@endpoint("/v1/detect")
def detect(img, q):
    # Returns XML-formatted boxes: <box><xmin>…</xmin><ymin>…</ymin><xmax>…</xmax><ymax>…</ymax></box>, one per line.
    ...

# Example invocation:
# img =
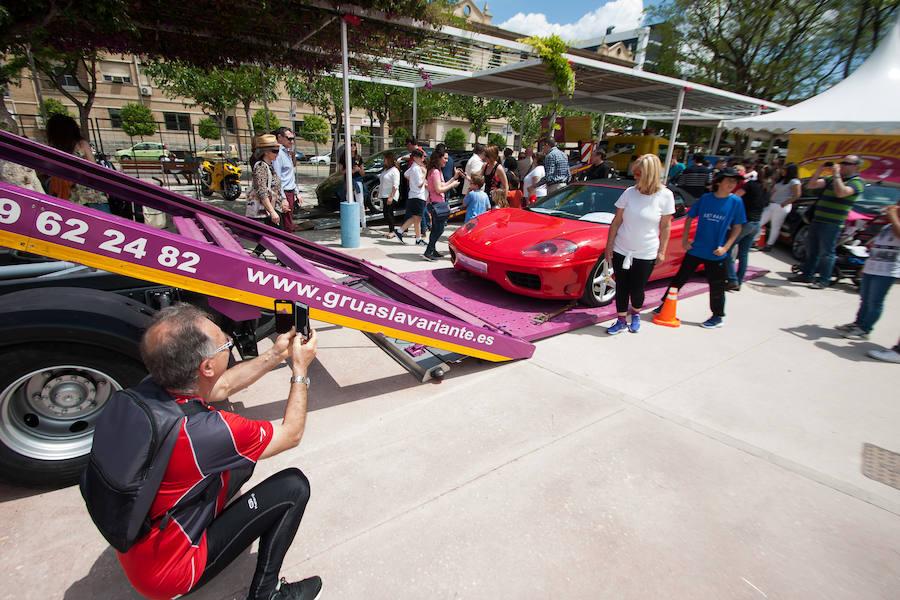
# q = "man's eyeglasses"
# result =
<box><xmin>211</xmin><ymin>338</ymin><xmax>233</xmax><ymax>356</ymax></box>
<box><xmin>285</xmin><ymin>136</ymin><xmax>295</xmax><ymax>141</ymax></box>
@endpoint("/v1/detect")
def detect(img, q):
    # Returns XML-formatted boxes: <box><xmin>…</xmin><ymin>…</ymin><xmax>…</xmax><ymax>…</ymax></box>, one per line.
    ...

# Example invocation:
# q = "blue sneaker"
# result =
<box><xmin>606</xmin><ymin>318</ymin><xmax>627</xmax><ymax>335</ymax></box>
<box><xmin>629</xmin><ymin>314</ymin><xmax>641</xmax><ymax>333</ymax></box>
<box><xmin>700</xmin><ymin>315</ymin><xmax>723</xmax><ymax>328</ymax></box>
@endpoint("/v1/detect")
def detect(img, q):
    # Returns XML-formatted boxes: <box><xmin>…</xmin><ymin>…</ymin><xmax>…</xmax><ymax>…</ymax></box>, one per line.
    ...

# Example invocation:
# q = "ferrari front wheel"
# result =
<box><xmin>581</xmin><ymin>257</ymin><xmax>616</xmax><ymax>307</ymax></box>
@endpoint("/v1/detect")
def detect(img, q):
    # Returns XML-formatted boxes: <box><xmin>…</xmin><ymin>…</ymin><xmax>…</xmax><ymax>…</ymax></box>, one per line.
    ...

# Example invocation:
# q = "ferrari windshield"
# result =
<box><xmin>528</xmin><ymin>184</ymin><xmax>624</xmax><ymax>223</ymax></box>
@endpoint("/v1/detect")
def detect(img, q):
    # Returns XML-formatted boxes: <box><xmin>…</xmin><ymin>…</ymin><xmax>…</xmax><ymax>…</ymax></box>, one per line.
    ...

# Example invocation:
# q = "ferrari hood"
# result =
<box><xmin>456</xmin><ymin>208</ymin><xmax>605</xmax><ymax>252</ymax></box>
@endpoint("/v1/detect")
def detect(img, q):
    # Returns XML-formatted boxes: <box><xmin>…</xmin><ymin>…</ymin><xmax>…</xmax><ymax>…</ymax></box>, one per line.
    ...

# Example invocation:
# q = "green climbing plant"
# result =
<box><xmin>517</xmin><ymin>34</ymin><xmax>575</xmax><ymax>138</ymax></box>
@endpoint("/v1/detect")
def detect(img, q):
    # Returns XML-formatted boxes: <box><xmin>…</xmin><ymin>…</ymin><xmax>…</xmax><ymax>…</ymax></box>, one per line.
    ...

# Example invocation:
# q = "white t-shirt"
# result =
<box><xmin>462</xmin><ymin>153</ymin><xmax>484</xmax><ymax>196</ymax></box>
<box><xmin>863</xmin><ymin>224</ymin><xmax>900</xmax><ymax>278</ymax></box>
<box><xmin>523</xmin><ymin>165</ymin><xmax>547</xmax><ymax>198</ymax></box>
<box><xmin>769</xmin><ymin>178</ymin><xmax>801</xmax><ymax>204</ymax></box>
<box><xmin>378</xmin><ymin>166</ymin><xmax>400</xmax><ymax>199</ymax></box>
<box><xmin>406</xmin><ymin>162</ymin><xmax>427</xmax><ymax>200</ymax></box>
<box><xmin>612</xmin><ymin>186</ymin><xmax>676</xmax><ymax>260</ymax></box>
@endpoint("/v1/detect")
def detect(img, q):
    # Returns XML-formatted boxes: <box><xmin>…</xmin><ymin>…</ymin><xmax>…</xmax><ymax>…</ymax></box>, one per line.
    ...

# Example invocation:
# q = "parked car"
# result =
<box><xmin>448</xmin><ymin>180</ymin><xmax>697</xmax><ymax>306</ymax></box>
<box><xmin>315</xmin><ymin>147</ymin><xmax>436</xmax><ymax>212</ymax></box>
<box><xmin>115</xmin><ymin>141</ymin><xmax>168</xmax><ymax>161</ymax></box>
<box><xmin>294</xmin><ymin>150</ymin><xmax>306</xmax><ymax>162</ymax></box>
<box><xmin>195</xmin><ymin>143</ymin><xmax>238</xmax><ymax>160</ymax></box>
<box><xmin>308</xmin><ymin>154</ymin><xmax>331</xmax><ymax>164</ymax></box>
<box><xmin>776</xmin><ymin>180</ymin><xmax>900</xmax><ymax>259</ymax></box>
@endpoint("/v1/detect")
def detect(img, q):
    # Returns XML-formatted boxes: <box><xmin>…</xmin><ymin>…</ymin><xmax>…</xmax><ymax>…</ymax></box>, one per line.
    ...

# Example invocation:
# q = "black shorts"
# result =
<box><xmin>407</xmin><ymin>197</ymin><xmax>426</xmax><ymax>217</ymax></box>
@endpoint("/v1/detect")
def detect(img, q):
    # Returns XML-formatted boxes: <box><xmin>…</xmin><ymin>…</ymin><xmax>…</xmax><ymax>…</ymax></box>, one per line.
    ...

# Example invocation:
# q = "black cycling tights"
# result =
<box><xmin>190</xmin><ymin>468</ymin><xmax>311</xmax><ymax>600</ymax></box>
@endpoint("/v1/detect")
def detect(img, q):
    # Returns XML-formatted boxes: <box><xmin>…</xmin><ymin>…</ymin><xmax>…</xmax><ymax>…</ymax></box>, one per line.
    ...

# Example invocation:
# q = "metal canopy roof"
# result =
<box><xmin>412</xmin><ymin>27</ymin><xmax>788</xmax><ymax>126</ymax></box>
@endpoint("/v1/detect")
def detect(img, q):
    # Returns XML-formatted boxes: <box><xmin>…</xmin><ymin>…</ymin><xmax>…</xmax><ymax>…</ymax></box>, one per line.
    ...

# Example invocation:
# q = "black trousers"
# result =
<box><xmin>189</xmin><ymin>468</ymin><xmax>311</xmax><ymax>600</ymax></box>
<box><xmin>667</xmin><ymin>253</ymin><xmax>728</xmax><ymax>317</ymax></box>
<box><xmin>382</xmin><ymin>198</ymin><xmax>395</xmax><ymax>231</ymax></box>
<box><xmin>611</xmin><ymin>252</ymin><xmax>656</xmax><ymax>314</ymax></box>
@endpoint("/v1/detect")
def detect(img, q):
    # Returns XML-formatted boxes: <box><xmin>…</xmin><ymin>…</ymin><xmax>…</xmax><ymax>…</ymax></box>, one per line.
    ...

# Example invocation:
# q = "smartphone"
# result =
<box><xmin>295</xmin><ymin>302</ymin><xmax>311</xmax><ymax>339</ymax></box>
<box><xmin>274</xmin><ymin>299</ymin><xmax>294</xmax><ymax>334</ymax></box>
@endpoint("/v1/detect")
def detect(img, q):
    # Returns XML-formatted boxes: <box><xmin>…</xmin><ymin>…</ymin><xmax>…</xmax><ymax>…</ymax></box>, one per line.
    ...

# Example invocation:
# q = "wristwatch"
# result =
<box><xmin>290</xmin><ymin>375</ymin><xmax>310</xmax><ymax>387</ymax></box>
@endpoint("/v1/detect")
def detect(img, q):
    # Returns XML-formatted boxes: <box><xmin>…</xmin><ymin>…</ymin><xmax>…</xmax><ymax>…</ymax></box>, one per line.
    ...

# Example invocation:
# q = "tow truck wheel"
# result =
<box><xmin>0</xmin><ymin>343</ymin><xmax>146</xmax><ymax>487</ymax></box>
<box><xmin>581</xmin><ymin>257</ymin><xmax>616</xmax><ymax>307</ymax></box>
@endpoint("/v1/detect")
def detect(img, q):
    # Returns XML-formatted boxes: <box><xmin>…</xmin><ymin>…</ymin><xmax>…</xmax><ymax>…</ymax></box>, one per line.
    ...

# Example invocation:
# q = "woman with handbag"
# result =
<box><xmin>423</xmin><ymin>148</ymin><xmax>462</xmax><ymax>261</ymax></box>
<box><xmin>247</xmin><ymin>135</ymin><xmax>283</xmax><ymax>254</ymax></box>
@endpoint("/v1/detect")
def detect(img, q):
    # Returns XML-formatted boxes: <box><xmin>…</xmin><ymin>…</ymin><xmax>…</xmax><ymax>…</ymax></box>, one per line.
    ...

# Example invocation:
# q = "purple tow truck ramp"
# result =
<box><xmin>0</xmin><ymin>130</ymin><xmax>534</xmax><ymax>381</ymax></box>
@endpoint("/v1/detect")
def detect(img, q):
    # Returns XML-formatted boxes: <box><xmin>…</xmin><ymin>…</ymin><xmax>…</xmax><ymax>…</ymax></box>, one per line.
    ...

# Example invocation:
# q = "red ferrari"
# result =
<box><xmin>448</xmin><ymin>181</ymin><xmax>698</xmax><ymax>306</ymax></box>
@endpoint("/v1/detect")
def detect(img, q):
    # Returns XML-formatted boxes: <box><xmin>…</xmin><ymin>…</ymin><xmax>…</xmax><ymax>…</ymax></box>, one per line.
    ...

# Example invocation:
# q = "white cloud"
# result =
<box><xmin>498</xmin><ymin>0</ymin><xmax>645</xmax><ymax>44</ymax></box>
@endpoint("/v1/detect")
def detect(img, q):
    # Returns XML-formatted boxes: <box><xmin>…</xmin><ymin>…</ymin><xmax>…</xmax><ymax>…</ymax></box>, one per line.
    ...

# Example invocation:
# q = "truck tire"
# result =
<box><xmin>0</xmin><ymin>288</ymin><xmax>153</xmax><ymax>487</ymax></box>
<box><xmin>0</xmin><ymin>344</ymin><xmax>146</xmax><ymax>487</ymax></box>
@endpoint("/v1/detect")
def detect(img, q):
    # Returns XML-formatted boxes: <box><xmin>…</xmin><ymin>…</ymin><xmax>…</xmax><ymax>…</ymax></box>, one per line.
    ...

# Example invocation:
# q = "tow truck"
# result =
<box><xmin>0</xmin><ymin>130</ymin><xmax>535</xmax><ymax>487</ymax></box>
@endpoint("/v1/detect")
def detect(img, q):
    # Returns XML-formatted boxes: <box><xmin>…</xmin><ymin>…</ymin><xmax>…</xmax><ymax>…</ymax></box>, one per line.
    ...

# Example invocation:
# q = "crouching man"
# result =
<box><xmin>118</xmin><ymin>304</ymin><xmax>321</xmax><ymax>600</ymax></box>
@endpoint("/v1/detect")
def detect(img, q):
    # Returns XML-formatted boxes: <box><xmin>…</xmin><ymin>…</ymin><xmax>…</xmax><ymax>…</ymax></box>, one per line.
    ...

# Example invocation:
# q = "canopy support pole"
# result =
<box><xmin>710</xmin><ymin>122</ymin><xmax>723</xmax><ymax>155</ymax></box>
<box><xmin>412</xmin><ymin>87</ymin><xmax>418</xmax><ymax>141</ymax></box>
<box><xmin>598</xmin><ymin>113</ymin><xmax>606</xmax><ymax>139</ymax></box>
<box><xmin>340</xmin><ymin>17</ymin><xmax>358</xmax><ymax>246</ymax></box>
<box><xmin>662</xmin><ymin>87</ymin><xmax>686</xmax><ymax>184</ymax></box>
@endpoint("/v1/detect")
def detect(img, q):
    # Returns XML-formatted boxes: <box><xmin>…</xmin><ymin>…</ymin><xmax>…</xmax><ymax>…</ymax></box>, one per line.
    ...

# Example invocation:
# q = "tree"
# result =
<box><xmin>298</xmin><ymin>115</ymin><xmax>329</xmax><ymax>155</ymax></box>
<box><xmin>447</xmin><ymin>95</ymin><xmax>511</xmax><ymax>144</ymax></box>
<box><xmin>42</xmin><ymin>97</ymin><xmax>70</xmax><ymax>118</ymax></box>
<box><xmin>646</xmin><ymin>0</ymin><xmax>900</xmax><ymax>102</ymax></box>
<box><xmin>120</xmin><ymin>103</ymin><xmax>156</xmax><ymax>138</ymax></box>
<box><xmin>507</xmin><ymin>103</ymin><xmax>541</xmax><ymax>148</ymax></box>
<box><xmin>444</xmin><ymin>127</ymin><xmax>466</xmax><ymax>150</ymax></box>
<box><xmin>488</xmin><ymin>132</ymin><xmax>506</xmax><ymax>148</ymax></box>
<box><xmin>198</xmin><ymin>117</ymin><xmax>219</xmax><ymax>141</ymax></box>
<box><xmin>232</xmin><ymin>66</ymin><xmax>279</xmax><ymax>137</ymax></box>
<box><xmin>252</xmin><ymin>108</ymin><xmax>280</xmax><ymax>134</ymax></box>
<box><xmin>143</xmin><ymin>60</ymin><xmax>240</xmax><ymax>148</ymax></box>
<box><xmin>31</xmin><ymin>48</ymin><xmax>100</xmax><ymax>135</ymax></box>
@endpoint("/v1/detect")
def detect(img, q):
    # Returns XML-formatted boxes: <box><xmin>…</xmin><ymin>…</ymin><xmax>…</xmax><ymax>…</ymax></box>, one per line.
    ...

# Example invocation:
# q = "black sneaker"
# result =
<box><xmin>760</xmin><ymin>245</ymin><xmax>773</xmax><ymax>253</ymax></box>
<box><xmin>788</xmin><ymin>273</ymin><xmax>812</xmax><ymax>283</ymax></box>
<box><xmin>269</xmin><ymin>576</ymin><xmax>322</xmax><ymax>600</ymax></box>
<box><xmin>415</xmin><ymin>238</ymin><xmax>427</xmax><ymax>246</ymax></box>
<box><xmin>431</xmin><ymin>250</ymin><xmax>445</xmax><ymax>258</ymax></box>
<box><xmin>394</xmin><ymin>229</ymin><xmax>406</xmax><ymax>244</ymax></box>
<box><xmin>725</xmin><ymin>281</ymin><xmax>740</xmax><ymax>291</ymax></box>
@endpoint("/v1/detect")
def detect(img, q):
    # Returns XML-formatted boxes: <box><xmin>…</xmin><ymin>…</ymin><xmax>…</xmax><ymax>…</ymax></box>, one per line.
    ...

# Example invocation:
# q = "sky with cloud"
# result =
<box><xmin>488</xmin><ymin>0</ymin><xmax>647</xmax><ymax>43</ymax></box>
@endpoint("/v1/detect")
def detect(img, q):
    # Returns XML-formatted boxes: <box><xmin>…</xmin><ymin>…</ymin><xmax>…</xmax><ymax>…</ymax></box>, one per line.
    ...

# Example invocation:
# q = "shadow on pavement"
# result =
<box><xmin>782</xmin><ymin>323</ymin><xmax>881</xmax><ymax>362</ymax></box>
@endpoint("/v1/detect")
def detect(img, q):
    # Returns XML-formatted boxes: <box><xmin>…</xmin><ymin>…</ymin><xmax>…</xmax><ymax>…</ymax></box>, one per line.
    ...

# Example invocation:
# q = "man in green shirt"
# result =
<box><xmin>791</xmin><ymin>155</ymin><xmax>864</xmax><ymax>288</ymax></box>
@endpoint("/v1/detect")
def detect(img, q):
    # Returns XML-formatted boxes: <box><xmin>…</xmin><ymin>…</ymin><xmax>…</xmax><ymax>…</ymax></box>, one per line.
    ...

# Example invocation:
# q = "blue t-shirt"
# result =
<box><xmin>686</xmin><ymin>193</ymin><xmax>747</xmax><ymax>261</ymax></box>
<box><xmin>463</xmin><ymin>190</ymin><xmax>490</xmax><ymax>222</ymax></box>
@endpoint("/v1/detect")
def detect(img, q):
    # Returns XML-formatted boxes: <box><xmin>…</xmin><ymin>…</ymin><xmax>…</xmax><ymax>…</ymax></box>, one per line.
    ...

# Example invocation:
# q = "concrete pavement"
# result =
<box><xmin>1</xmin><ymin>222</ymin><xmax>898</xmax><ymax>600</ymax></box>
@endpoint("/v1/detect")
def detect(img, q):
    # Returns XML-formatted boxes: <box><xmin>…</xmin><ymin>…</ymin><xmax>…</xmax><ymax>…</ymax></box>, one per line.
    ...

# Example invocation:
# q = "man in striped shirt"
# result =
<box><xmin>792</xmin><ymin>155</ymin><xmax>864</xmax><ymax>288</ymax></box>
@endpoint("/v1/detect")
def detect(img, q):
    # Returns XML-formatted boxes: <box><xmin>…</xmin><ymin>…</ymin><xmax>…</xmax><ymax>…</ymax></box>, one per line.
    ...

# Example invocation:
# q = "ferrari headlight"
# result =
<box><xmin>521</xmin><ymin>239</ymin><xmax>578</xmax><ymax>257</ymax></box>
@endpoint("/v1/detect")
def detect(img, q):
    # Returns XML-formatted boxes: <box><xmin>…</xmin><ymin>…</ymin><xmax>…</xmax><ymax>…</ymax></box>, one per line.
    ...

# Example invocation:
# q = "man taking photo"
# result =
<box><xmin>114</xmin><ymin>304</ymin><xmax>321</xmax><ymax>600</ymax></box>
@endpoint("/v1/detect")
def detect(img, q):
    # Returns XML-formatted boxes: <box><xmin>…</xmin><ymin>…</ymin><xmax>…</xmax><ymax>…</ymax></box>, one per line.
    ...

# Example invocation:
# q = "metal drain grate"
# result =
<box><xmin>861</xmin><ymin>443</ymin><xmax>900</xmax><ymax>490</ymax></box>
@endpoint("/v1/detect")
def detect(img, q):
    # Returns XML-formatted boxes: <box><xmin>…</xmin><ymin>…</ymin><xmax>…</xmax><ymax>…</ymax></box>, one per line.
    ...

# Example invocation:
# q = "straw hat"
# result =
<box><xmin>255</xmin><ymin>134</ymin><xmax>279</xmax><ymax>151</ymax></box>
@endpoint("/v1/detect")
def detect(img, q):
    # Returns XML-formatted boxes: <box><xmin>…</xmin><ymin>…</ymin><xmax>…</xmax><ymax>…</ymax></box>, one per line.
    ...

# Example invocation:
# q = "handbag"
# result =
<box><xmin>428</xmin><ymin>200</ymin><xmax>450</xmax><ymax>219</ymax></box>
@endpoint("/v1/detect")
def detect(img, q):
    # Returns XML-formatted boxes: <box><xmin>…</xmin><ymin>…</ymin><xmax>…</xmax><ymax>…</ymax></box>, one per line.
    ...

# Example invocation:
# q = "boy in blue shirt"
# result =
<box><xmin>661</xmin><ymin>167</ymin><xmax>746</xmax><ymax>328</ymax></box>
<box><xmin>462</xmin><ymin>174</ymin><xmax>490</xmax><ymax>222</ymax></box>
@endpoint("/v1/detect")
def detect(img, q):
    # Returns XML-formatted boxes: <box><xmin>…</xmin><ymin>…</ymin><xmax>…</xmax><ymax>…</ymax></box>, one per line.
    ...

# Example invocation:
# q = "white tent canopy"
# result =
<box><xmin>725</xmin><ymin>18</ymin><xmax>900</xmax><ymax>135</ymax></box>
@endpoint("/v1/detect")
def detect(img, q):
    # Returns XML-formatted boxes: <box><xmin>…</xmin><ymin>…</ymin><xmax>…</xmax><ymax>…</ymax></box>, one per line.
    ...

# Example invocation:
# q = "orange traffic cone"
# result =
<box><xmin>653</xmin><ymin>287</ymin><xmax>681</xmax><ymax>328</ymax></box>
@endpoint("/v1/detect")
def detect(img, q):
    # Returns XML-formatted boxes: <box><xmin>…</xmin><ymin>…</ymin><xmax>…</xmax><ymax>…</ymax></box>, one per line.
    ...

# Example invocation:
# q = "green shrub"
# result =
<box><xmin>198</xmin><ymin>117</ymin><xmax>220</xmax><ymax>140</ymax></box>
<box><xmin>252</xmin><ymin>108</ymin><xmax>279</xmax><ymax>134</ymax></box>
<box><xmin>392</xmin><ymin>127</ymin><xmax>408</xmax><ymax>148</ymax></box>
<box><xmin>120</xmin><ymin>103</ymin><xmax>157</xmax><ymax>137</ymax></box>
<box><xmin>488</xmin><ymin>132</ymin><xmax>506</xmax><ymax>148</ymax></box>
<box><xmin>444</xmin><ymin>127</ymin><xmax>466</xmax><ymax>150</ymax></box>
<box><xmin>298</xmin><ymin>115</ymin><xmax>329</xmax><ymax>144</ymax></box>
<box><xmin>42</xmin><ymin>98</ymin><xmax>70</xmax><ymax>118</ymax></box>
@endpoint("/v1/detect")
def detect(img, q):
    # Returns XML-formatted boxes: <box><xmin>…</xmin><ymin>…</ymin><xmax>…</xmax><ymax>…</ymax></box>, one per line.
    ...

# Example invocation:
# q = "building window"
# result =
<box><xmin>225</xmin><ymin>115</ymin><xmax>236</xmax><ymax>134</ymax></box>
<box><xmin>103</xmin><ymin>74</ymin><xmax>132</xmax><ymax>84</ymax></box>
<box><xmin>163</xmin><ymin>112</ymin><xmax>191</xmax><ymax>131</ymax></box>
<box><xmin>293</xmin><ymin>121</ymin><xmax>303</xmax><ymax>136</ymax></box>
<box><xmin>60</xmin><ymin>74</ymin><xmax>80</xmax><ymax>89</ymax></box>
<box><xmin>108</xmin><ymin>108</ymin><xmax>122</xmax><ymax>128</ymax></box>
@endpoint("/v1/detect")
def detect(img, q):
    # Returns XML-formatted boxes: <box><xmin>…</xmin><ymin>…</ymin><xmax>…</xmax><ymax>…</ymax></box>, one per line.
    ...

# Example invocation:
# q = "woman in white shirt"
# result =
<box><xmin>378</xmin><ymin>152</ymin><xmax>401</xmax><ymax>239</ymax></box>
<box><xmin>522</xmin><ymin>152</ymin><xmax>547</xmax><ymax>205</ymax></box>
<box><xmin>603</xmin><ymin>154</ymin><xmax>675</xmax><ymax>334</ymax></box>
<box><xmin>759</xmin><ymin>163</ymin><xmax>801</xmax><ymax>251</ymax></box>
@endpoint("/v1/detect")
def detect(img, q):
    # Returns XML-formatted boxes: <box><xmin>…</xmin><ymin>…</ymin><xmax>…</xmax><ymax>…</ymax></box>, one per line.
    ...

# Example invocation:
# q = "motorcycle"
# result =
<box><xmin>791</xmin><ymin>221</ymin><xmax>869</xmax><ymax>286</ymax></box>
<box><xmin>200</xmin><ymin>158</ymin><xmax>242</xmax><ymax>201</ymax></box>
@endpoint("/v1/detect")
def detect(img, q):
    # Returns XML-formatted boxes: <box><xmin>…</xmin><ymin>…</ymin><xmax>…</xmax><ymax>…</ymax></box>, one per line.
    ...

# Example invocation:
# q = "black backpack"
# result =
<box><xmin>79</xmin><ymin>378</ymin><xmax>207</xmax><ymax>553</ymax></box>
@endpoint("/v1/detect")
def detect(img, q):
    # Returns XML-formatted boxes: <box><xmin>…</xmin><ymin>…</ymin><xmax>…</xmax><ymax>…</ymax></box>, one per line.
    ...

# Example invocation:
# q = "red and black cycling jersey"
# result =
<box><xmin>117</xmin><ymin>396</ymin><xmax>273</xmax><ymax>600</ymax></box>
